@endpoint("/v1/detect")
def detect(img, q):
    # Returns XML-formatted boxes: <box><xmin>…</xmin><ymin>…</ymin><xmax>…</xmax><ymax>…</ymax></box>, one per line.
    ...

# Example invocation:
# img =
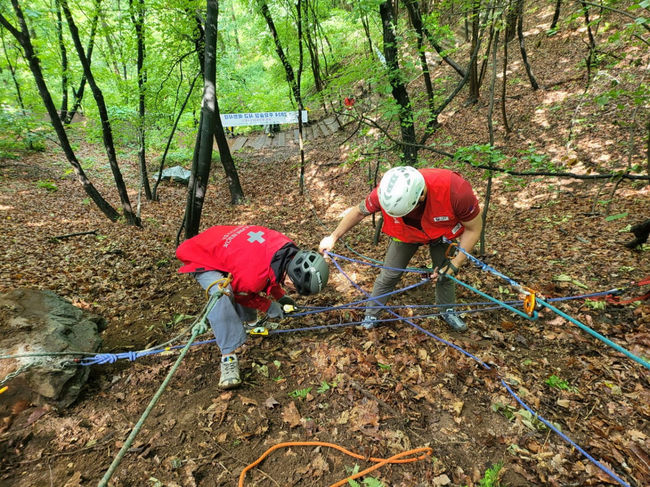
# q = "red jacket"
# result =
<box><xmin>380</xmin><ymin>169</ymin><xmax>466</xmax><ymax>243</ymax></box>
<box><xmin>176</xmin><ymin>225</ymin><xmax>291</xmax><ymax>311</ymax></box>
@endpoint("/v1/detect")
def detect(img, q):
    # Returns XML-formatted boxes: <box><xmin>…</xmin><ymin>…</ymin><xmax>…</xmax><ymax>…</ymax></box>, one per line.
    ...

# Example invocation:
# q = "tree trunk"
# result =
<box><xmin>153</xmin><ymin>72</ymin><xmax>200</xmax><ymax>201</ymax></box>
<box><xmin>65</xmin><ymin>0</ymin><xmax>99</xmax><ymax>124</ymax></box>
<box><xmin>516</xmin><ymin>0</ymin><xmax>538</xmax><ymax>90</ymax></box>
<box><xmin>260</xmin><ymin>2</ymin><xmax>300</xmax><ymax>105</ymax></box>
<box><xmin>410</xmin><ymin>0</ymin><xmax>466</xmax><ymax>78</ymax></box>
<box><xmin>0</xmin><ymin>2</ymin><xmax>120</xmax><ymax>222</ymax></box>
<box><xmin>213</xmin><ymin>97</ymin><xmax>245</xmax><ymax>204</ymax></box>
<box><xmin>129</xmin><ymin>0</ymin><xmax>152</xmax><ymax>201</ymax></box>
<box><xmin>467</xmin><ymin>0</ymin><xmax>481</xmax><ymax>104</ymax></box>
<box><xmin>404</xmin><ymin>0</ymin><xmax>437</xmax><ymax>131</ymax></box>
<box><xmin>361</xmin><ymin>14</ymin><xmax>373</xmax><ymax>58</ymax></box>
<box><xmin>61</xmin><ymin>0</ymin><xmax>141</xmax><ymax>226</ymax></box>
<box><xmin>550</xmin><ymin>0</ymin><xmax>562</xmax><ymax>30</ymax></box>
<box><xmin>1</xmin><ymin>30</ymin><xmax>26</xmax><ymax>112</ymax></box>
<box><xmin>54</xmin><ymin>0</ymin><xmax>69</xmax><ymax>121</ymax></box>
<box><xmin>379</xmin><ymin>0</ymin><xmax>418</xmax><ymax>165</ymax></box>
<box><xmin>184</xmin><ymin>0</ymin><xmax>219</xmax><ymax>239</ymax></box>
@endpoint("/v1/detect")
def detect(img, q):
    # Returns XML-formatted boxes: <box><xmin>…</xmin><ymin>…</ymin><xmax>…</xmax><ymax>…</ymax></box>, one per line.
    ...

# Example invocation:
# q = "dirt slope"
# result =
<box><xmin>1</xmin><ymin>4</ymin><xmax>649</xmax><ymax>487</ymax></box>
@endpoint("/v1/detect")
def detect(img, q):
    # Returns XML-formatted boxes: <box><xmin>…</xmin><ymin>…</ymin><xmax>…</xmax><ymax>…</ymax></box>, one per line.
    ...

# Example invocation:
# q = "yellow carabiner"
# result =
<box><xmin>205</xmin><ymin>274</ymin><xmax>233</xmax><ymax>299</ymax></box>
<box><xmin>249</xmin><ymin>327</ymin><xmax>269</xmax><ymax>336</ymax></box>
<box><xmin>524</xmin><ymin>292</ymin><xmax>536</xmax><ymax>316</ymax></box>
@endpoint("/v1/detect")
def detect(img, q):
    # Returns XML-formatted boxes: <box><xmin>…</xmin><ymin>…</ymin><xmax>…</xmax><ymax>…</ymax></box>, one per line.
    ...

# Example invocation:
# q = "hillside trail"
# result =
<box><xmin>1</xmin><ymin>5</ymin><xmax>649</xmax><ymax>487</ymax></box>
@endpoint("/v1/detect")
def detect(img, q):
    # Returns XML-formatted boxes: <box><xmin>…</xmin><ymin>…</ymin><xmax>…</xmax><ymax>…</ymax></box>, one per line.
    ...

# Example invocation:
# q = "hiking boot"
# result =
<box><xmin>360</xmin><ymin>315</ymin><xmax>379</xmax><ymax>330</ymax></box>
<box><xmin>441</xmin><ymin>309</ymin><xmax>467</xmax><ymax>332</ymax></box>
<box><xmin>219</xmin><ymin>354</ymin><xmax>241</xmax><ymax>389</ymax></box>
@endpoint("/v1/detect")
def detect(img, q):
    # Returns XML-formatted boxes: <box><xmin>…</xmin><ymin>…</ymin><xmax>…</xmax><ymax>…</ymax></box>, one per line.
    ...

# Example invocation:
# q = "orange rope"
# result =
<box><xmin>238</xmin><ymin>441</ymin><xmax>433</xmax><ymax>487</ymax></box>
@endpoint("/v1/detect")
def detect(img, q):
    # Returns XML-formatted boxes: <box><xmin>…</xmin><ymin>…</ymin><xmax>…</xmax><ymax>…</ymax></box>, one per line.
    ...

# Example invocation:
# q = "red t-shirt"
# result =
<box><xmin>361</xmin><ymin>171</ymin><xmax>479</xmax><ymax>228</ymax></box>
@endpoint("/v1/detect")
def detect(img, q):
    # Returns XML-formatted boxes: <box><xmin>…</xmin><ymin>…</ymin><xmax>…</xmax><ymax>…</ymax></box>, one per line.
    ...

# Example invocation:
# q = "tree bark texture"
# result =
<box><xmin>517</xmin><ymin>0</ymin><xmax>538</xmax><ymax>90</ymax></box>
<box><xmin>0</xmin><ymin>0</ymin><xmax>120</xmax><ymax>222</ymax></box>
<box><xmin>61</xmin><ymin>0</ymin><xmax>141</xmax><ymax>225</ymax></box>
<box><xmin>379</xmin><ymin>0</ymin><xmax>418</xmax><ymax>165</ymax></box>
<box><xmin>129</xmin><ymin>0</ymin><xmax>152</xmax><ymax>201</ymax></box>
<box><xmin>185</xmin><ymin>0</ymin><xmax>219</xmax><ymax>239</ymax></box>
<box><xmin>260</xmin><ymin>2</ymin><xmax>300</xmax><ymax>105</ymax></box>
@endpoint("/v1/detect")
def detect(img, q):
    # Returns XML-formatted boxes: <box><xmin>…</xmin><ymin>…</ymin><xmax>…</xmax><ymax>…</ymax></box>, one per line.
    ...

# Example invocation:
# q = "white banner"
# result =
<box><xmin>221</xmin><ymin>110</ymin><xmax>308</xmax><ymax>127</ymax></box>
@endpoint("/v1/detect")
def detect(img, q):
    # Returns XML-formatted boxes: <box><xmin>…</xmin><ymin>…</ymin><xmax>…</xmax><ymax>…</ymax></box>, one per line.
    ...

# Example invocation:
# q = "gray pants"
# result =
<box><xmin>365</xmin><ymin>239</ymin><xmax>455</xmax><ymax>317</ymax></box>
<box><xmin>194</xmin><ymin>271</ymin><xmax>257</xmax><ymax>355</ymax></box>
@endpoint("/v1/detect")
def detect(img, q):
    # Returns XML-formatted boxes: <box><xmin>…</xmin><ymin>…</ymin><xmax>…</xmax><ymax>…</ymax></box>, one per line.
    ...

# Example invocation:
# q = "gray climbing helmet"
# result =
<box><xmin>286</xmin><ymin>250</ymin><xmax>329</xmax><ymax>295</ymax></box>
<box><xmin>378</xmin><ymin>166</ymin><xmax>425</xmax><ymax>217</ymax></box>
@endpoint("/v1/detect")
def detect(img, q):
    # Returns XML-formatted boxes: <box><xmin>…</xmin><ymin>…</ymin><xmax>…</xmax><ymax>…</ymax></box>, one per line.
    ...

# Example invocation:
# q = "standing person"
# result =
<box><xmin>177</xmin><ymin>225</ymin><xmax>329</xmax><ymax>389</ymax></box>
<box><xmin>319</xmin><ymin>166</ymin><xmax>482</xmax><ymax>332</ymax></box>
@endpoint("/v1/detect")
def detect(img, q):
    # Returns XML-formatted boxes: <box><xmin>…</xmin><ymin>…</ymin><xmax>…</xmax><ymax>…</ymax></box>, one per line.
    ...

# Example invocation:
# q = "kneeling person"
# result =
<box><xmin>176</xmin><ymin>225</ymin><xmax>329</xmax><ymax>389</ymax></box>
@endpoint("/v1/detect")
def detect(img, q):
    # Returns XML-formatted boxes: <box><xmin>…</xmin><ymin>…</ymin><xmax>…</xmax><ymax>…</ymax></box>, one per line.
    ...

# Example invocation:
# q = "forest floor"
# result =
<box><xmin>1</xmin><ymin>6</ymin><xmax>650</xmax><ymax>487</ymax></box>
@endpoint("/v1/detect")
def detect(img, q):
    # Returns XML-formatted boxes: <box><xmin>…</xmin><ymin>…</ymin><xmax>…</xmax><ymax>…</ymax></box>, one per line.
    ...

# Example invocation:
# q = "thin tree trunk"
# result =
<box><xmin>501</xmin><ymin>26</ymin><xmax>510</xmax><ymax>133</ymax></box>
<box><xmin>297</xmin><ymin>0</ymin><xmax>306</xmax><ymax>194</ymax></box>
<box><xmin>153</xmin><ymin>72</ymin><xmax>200</xmax><ymax>201</ymax></box>
<box><xmin>129</xmin><ymin>0</ymin><xmax>152</xmax><ymax>201</ymax></box>
<box><xmin>184</xmin><ymin>0</ymin><xmax>219</xmax><ymax>239</ymax></box>
<box><xmin>260</xmin><ymin>2</ymin><xmax>300</xmax><ymax>104</ymax></box>
<box><xmin>482</xmin><ymin>29</ymin><xmax>498</xmax><ymax>255</ymax></box>
<box><xmin>0</xmin><ymin>29</ymin><xmax>26</xmax><ymax>112</ymax></box>
<box><xmin>404</xmin><ymin>0</ymin><xmax>437</xmax><ymax>132</ymax></box>
<box><xmin>65</xmin><ymin>0</ymin><xmax>99</xmax><ymax>124</ymax></box>
<box><xmin>361</xmin><ymin>14</ymin><xmax>374</xmax><ymax>58</ymax></box>
<box><xmin>61</xmin><ymin>0</ymin><xmax>140</xmax><ymax>226</ymax></box>
<box><xmin>0</xmin><ymin>2</ymin><xmax>119</xmax><ymax>222</ymax></box>
<box><xmin>54</xmin><ymin>0</ymin><xmax>69</xmax><ymax>121</ymax></box>
<box><xmin>412</xmin><ymin>0</ymin><xmax>466</xmax><ymax>78</ymax></box>
<box><xmin>550</xmin><ymin>0</ymin><xmax>562</xmax><ymax>30</ymax></box>
<box><xmin>214</xmin><ymin>97</ymin><xmax>245</xmax><ymax>204</ymax></box>
<box><xmin>467</xmin><ymin>0</ymin><xmax>481</xmax><ymax>104</ymax></box>
<box><xmin>380</xmin><ymin>0</ymin><xmax>417</xmax><ymax>165</ymax></box>
<box><xmin>516</xmin><ymin>0</ymin><xmax>538</xmax><ymax>90</ymax></box>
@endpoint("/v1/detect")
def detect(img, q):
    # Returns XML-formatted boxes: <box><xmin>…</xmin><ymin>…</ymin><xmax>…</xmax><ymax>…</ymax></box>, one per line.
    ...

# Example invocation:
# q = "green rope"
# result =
<box><xmin>97</xmin><ymin>291</ymin><xmax>220</xmax><ymax>487</ymax></box>
<box><xmin>97</xmin><ymin>326</ymin><xmax>200</xmax><ymax>487</ymax></box>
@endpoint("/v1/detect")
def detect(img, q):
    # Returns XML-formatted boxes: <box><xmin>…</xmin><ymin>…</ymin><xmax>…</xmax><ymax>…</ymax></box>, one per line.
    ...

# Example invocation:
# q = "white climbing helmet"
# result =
<box><xmin>378</xmin><ymin>166</ymin><xmax>425</xmax><ymax>217</ymax></box>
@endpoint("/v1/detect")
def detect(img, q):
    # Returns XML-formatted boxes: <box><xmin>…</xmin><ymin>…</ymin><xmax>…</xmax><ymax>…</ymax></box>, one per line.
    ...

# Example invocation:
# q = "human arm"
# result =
<box><xmin>319</xmin><ymin>205</ymin><xmax>368</xmax><ymax>253</ymax></box>
<box><xmin>447</xmin><ymin>213</ymin><xmax>483</xmax><ymax>272</ymax></box>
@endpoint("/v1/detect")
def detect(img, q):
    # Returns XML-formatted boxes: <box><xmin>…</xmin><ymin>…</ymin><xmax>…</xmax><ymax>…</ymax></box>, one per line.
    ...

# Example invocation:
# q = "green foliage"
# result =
<box><xmin>545</xmin><ymin>374</ymin><xmax>577</xmax><ymax>392</ymax></box>
<box><xmin>288</xmin><ymin>387</ymin><xmax>312</xmax><ymax>400</ymax></box>
<box><xmin>520</xmin><ymin>146</ymin><xmax>556</xmax><ymax>172</ymax></box>
<box><xmin>454</xmin><ymin>144</ymin><xmax>506</xmax><ymax>167</ymax></box>
<box><xmin>0</xmin><ymin>108</ymin><xmax>48</xmax><ymax>156</ymax></box>
<box><xmin>478</xmin><ymin>462</ymin><xmax>504</xmax><ymax>487</ymax></box>
<box><xmin>36</xmin><ymin>180</ymin><xmax>58</xmax><ymax>192</ymax></box>
<box><xmin>347</xmin><ymin>464</ymin><xmax>385</xmax><ymax>487</ymax></box>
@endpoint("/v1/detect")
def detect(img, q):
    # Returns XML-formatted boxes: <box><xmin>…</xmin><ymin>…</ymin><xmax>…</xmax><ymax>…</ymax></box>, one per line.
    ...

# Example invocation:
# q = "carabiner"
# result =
<box><xmin>248</xmin><ymin>327</ymin><xmax>269</xmax><ymax>336</ymax></box>
<box><xmin>445</xmin><ymin>243</ymin><xmax>458</xmax><ymax>259</ymax></box>
<box><xmin>523</xmin><ymin>292</ymin><xmax>536</xmax><ymax>316</ymax></box>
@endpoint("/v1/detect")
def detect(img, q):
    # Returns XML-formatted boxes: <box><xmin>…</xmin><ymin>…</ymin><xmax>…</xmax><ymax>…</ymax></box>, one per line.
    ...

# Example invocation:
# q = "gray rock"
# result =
<box><xmin>0</xmin><ymin>289</ymin><xmax>106</xmax><ymax>408</ymax></box>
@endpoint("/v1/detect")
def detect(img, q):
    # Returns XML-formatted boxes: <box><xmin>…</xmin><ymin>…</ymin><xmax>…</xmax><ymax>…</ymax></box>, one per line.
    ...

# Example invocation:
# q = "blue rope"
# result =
<box><xmin>442</xmin><ymin>240</ymin><xmax>649</xmax><ymax>370</ymax></box>
<box><xmin>538</xmin><ymin>299</ymin><xmax>649</xmax><ymax>370</ymax></box>
<box><xmin>325</xmin><ymin>252</ymin><xmax>631</xmax><ymax>487</ymax></box>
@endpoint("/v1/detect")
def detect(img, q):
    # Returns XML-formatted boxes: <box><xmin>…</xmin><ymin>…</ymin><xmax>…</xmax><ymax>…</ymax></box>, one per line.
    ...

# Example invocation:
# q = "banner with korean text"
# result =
<box><xmin>221</xmin><ymin>110</ymin><xmax>308</xmax><ymax>127</ymax></box>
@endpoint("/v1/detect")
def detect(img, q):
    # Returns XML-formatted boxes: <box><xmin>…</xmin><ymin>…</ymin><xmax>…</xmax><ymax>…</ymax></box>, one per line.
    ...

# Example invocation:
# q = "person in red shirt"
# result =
<box><xmin>177</xmin><ymin>225</ymin><xmax>329</xmax><ymax>388</ymax></box>
<box><xmin>344</xmin><ymin>97</ymin><xmax>355</xmax><ymax>110</ymax></box>
<box><xmin>319</xmin><ymin>166</ymin><xmax>482</xmax><ymax>332</ymax></box>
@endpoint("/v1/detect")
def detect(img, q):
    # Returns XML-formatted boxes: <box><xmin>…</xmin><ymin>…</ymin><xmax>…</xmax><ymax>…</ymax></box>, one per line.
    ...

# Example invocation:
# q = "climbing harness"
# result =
<box><xmin>239</xmin><ymin>441</ymin><xmax>432</xmax><ymax>487</ymax></box>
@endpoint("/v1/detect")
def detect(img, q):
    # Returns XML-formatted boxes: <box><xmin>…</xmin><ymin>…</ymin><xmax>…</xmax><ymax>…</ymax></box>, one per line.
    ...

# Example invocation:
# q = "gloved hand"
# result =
<box><xmin>436</xmin><ymin>262</ymin><xmax>458</xmax><ymax>282</ymax></box>
<box><xmin>440</xmin><ymin>261</ymin><xmax>458</xmax><ymax>276</ymax></box>
<box><xmin>267</xmin><ymin>301</ymin><xmax>284</xmax><ymax>319</ymax></box>
<box><xmin>278</xmin><ymin>295</ymin><xmax>296</xmax><ymax>313</ymax></box>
